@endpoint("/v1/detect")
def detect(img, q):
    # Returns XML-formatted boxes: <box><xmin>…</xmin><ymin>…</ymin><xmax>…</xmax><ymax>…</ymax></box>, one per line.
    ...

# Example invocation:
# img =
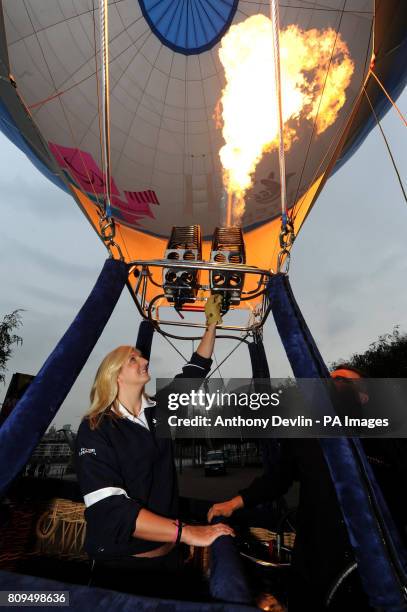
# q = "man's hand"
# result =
<box><xmin>181</xmin><ymin>523</ymin><xmax>235</xmax><ymax>546</ymax></box>
<box><xmin>207</xmin><ymin>495</ymin><xmax>244</xmax><ymax>523</ymax></box>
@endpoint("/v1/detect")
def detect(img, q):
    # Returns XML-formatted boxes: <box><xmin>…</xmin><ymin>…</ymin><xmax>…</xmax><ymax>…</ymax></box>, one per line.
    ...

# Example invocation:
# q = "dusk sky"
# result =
<box><xmin>0</xmin><ymin>90</ymin><xmax>406</xmax><ymax>430</ymax></box>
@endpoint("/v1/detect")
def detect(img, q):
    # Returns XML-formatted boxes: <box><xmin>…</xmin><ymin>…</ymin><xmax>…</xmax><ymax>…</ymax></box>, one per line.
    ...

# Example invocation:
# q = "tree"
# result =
<box><xmin>0</xmin><ymin>310</ymin><xmax>24</xmax><ymax>385</ymax></box>
<box><xmin>333</xmin><ymin>326</ymin><xmax>407</xmax><ymax>377</ymax></box>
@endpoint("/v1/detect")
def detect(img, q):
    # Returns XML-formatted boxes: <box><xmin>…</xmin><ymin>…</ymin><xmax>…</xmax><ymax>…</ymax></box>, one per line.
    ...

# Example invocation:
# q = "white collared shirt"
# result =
<box><xmin>116</xmin><ymin>396</ymin><xmax>156</xmax><ymax>430</ymax></box>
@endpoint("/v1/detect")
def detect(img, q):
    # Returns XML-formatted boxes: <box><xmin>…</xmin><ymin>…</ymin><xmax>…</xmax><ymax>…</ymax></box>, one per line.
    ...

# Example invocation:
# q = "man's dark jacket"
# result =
<box><xmin>239</xmin><ymin>437</ymin><xmax>407</xmax><ymax>609</ymax></box>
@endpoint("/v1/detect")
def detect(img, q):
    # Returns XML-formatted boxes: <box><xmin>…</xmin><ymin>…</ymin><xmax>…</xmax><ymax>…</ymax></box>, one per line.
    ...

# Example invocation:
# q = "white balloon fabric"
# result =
<box><xmin>2</xmin><ymin>0</ymin><xmax>374</xmax><ymax>240</ymax></box>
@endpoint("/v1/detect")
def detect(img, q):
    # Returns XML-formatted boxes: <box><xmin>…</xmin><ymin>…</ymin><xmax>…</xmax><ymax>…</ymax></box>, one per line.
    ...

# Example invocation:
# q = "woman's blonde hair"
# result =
<box><xmin>85</xmin><ymin>345</ymin><xmax>139</xmax><ymax>429</ymax></box>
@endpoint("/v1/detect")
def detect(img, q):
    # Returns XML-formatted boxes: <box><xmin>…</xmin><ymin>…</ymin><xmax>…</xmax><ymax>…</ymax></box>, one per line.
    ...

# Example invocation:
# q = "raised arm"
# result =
<box><xmin>195</xmin><ymin>293</ymin><xmax>222</xmax><ymax>359</ymax></box>
<box><xmin>157</xmin><ymin>295</ymin><xmax>222</xmax><ymax>390</ymax></box>
<box><xmin>195</xmin><ymin>322</ymin><xmax>216</xmax><ymax>359</ymax></box>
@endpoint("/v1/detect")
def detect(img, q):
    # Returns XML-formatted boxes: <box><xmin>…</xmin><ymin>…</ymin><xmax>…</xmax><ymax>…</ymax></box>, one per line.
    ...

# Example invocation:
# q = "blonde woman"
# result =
<box><xmin>76</xmin><ymin>300</ymin><xmax>233</xmax><ymax>591</ymax></box>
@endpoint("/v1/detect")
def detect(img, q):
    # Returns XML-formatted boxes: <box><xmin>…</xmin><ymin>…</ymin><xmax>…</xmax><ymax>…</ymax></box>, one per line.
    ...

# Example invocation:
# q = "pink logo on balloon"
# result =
<box><xmin>49</xmin><ymin>142</ymin><xmax>158</xmax><ymax>226</ymax></box>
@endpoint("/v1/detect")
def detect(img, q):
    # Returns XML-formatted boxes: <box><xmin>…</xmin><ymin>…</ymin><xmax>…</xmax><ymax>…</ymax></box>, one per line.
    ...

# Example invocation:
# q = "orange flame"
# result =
<box><xmin>218</xmin><ymin>15</ymin><xmax>354</xmax><ymax>224</ymax></box>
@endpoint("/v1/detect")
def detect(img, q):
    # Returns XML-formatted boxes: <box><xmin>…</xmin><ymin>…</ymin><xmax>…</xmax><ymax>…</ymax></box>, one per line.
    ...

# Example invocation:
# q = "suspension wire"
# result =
<box><xmin>243</xmin><ymin>0</ymin><xmax>372</xmax><ymax>11</ymax></box>
<box><xmin>28</xmin><ymin>11</ymin><xmax>147</xmax><ymax>112</ymax></box>
<box><xmin>269</xmin><ymin>0</ymin><xmax>288</xmax><ymax>227</ymax></box>
<box><xmin>156</xmin><ymin>328</ymin><xmax>189</xmax><ymax>363</ymax></box>
<box><xmin>22</xmin><ymin>0</ymin><xmax>125</xmax><ymax>261</ymax></box>
<box><xmin>369</xmin><ymin>68</ymin><xmax>407</xmax><ymax>127</ymax></box>
<box><xmin>289</xmin><ymin>16</ymin><xmax>374</xmax><ymax>225</ymax></box>
<box><xmin>287</xmin><ymin>94</ymin><xmax>357</xmax><ymax>225</ymax></box>
<box><xmin>363</xmin><ymin>87</ymin><xmax>407</xmax><ymax>204</ymax></box>
<box><xmin>21</xmin><ymin>0</ymin><xmax>104</xmax><ymax>212</ymax></box>
<box><xmin>213</xmin><ymin>351</ymin><xmax>226</xmax><ymax>389</ymax></box>
<box><xmin>290</xmin><ymin>0</ymin><xmax>347</xmax><ymax>221</ymax></box>
<box><xmin>156</xmin><ymin>328</ymin><xmax>250</xmax><ymax>375</ymax></box>
<box><xmin>207</xmin><ymin>333</ymin><xmax>250</xmax><ymax>379</ymax></box>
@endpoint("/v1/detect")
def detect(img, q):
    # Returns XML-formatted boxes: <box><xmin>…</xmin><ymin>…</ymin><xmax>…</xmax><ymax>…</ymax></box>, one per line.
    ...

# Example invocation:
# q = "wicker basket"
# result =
<box><xmin>35</xmin><ymin>498</ymin><xmax>87</xmax><ymax>560</ymax></box>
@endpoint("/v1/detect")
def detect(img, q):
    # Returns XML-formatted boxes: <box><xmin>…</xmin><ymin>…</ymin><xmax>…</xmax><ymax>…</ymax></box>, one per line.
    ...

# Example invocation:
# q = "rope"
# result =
<box><xmin>35</xmin><ymin>499</ymin><xmax>87</xmax><ymax>559</ymax></box>
<box><xmin>269</xmin><ymin>0</ymin><xmax>288</xmax><ymax>226</ymax></box>
<box><xmin>92</xmin><ymin>0</ymin><xmax>105</xmax><ymax>202</ymax></box>
<box><xmin>363</xmin><ymin>87</ymin><xmax>407</xmax><ymax>204</ymax></box>
<box><xmin>94</xmin><ymin>0</ymin><xmax>125</xmax><ymax>260</ymax></box>
<box><xmin>369</xmin><ymin>69</ymin><xmax>407</xmax><ymax>127</ymax></box>
<box><xmin>94</xmin><ymin>1</ymin><xmax>129</xmax><ymax>262</ymax></box>
<box><xmin>99</xmin><ymin>0</ymin><xmax>112</xmax><ymax>216</ymax></box>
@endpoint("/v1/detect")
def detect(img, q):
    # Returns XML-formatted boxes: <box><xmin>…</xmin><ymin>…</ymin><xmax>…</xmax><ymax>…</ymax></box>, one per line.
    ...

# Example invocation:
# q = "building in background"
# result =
<box><xmin>24</xmin><ymin>425</ymin><xmax>76</xmax><ymax>480</ymax></box>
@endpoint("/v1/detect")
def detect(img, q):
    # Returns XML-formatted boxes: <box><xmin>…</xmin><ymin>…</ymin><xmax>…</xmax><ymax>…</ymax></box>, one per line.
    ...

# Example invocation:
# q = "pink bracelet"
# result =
<box><xmin>173</xmin><ymin>519</ymin><xmax>180</xmax><ymax>543</ymax></box>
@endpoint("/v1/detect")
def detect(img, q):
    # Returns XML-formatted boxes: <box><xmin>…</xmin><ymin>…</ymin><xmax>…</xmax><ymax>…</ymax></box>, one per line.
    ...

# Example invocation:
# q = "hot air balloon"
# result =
<box><xmin>0</xmin><ymin>1</ymin><xmax>406</xmax><ymax>610</ymax></box>
<box><xmin>0</xmin><ymin>0</ymin><xmax>405</xmax><ymax>334</ymax></box>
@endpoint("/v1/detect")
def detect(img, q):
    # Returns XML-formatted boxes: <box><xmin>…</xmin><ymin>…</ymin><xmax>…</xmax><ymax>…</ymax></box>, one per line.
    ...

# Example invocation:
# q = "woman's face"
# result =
<box><xmin>117</xmin><ymin>348</ymin><xmax>151</xmax><ymax>388</ymax></box>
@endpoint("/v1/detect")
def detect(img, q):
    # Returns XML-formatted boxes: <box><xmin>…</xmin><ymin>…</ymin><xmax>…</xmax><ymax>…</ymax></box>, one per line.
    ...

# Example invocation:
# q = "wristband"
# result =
<box><xmin>173</xmin><ymin>519</ymin><xmax>184</xmax><ymax>546</ymax></box>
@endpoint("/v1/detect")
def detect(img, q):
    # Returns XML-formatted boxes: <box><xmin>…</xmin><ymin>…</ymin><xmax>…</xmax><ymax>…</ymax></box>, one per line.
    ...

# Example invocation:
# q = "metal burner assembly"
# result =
<box><xmin>163</xmin><ymin>225</ymin><xmax>202</xmax><ymax>311</ymax></box>
<box><xmin>128</xmin><ymin>224</ymin><xmax>272</xmax><ymax>336</ymax></box>
<box><xmin>210</xmin><ymin>227</ymin><xmax>246</xmax><ymax>311</ymax></box>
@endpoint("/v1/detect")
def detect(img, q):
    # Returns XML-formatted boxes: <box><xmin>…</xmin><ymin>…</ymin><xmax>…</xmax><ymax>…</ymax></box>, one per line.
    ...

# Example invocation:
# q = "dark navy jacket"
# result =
<box><xmin>75</xmin><ymin>351</ymin><xmax>212</xmax><ymax>560</ymax></box>
<box><xmin>239</xmin><ymin>438</ymin><xmax>407</xmax><ymax>606</ymax></box>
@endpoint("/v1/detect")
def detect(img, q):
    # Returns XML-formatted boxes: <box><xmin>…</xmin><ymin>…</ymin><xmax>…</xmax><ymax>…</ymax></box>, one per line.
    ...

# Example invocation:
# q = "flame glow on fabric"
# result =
<box><xmin>218</xmin><ymin>14</ymin><xmax>354</xmax><ymax>226</ymax></box>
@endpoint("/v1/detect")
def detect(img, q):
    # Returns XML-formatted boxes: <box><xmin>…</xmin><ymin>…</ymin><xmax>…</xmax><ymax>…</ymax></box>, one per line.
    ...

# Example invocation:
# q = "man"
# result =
<box><xmin>207</xmin><ymin>366</ymin><xmax>406</xmax><ymax>610</ymax></box>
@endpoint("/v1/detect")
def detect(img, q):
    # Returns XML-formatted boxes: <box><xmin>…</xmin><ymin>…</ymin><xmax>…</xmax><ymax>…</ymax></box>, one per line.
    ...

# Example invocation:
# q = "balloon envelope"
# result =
<box><xmin>0</xmin><ymin>1</ymin><xmax>405</xmax><ymax>292</ymax></box>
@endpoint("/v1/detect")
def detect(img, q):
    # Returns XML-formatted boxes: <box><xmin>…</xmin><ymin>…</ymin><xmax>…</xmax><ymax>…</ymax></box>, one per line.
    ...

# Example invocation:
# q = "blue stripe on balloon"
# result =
<box><xmin>189</xmin><ymin>1</ymin><xmax>199</xmax><ymax>48</ymax></box>
<box><xmin>139</xmin><ymin>0</ymin><xmax>238</xmax><ymax>55</ymax></box>
<box><xmin>0</xmin><ymin>100</ymin><xmax>68</xmax><ymax>194</ymax></box>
